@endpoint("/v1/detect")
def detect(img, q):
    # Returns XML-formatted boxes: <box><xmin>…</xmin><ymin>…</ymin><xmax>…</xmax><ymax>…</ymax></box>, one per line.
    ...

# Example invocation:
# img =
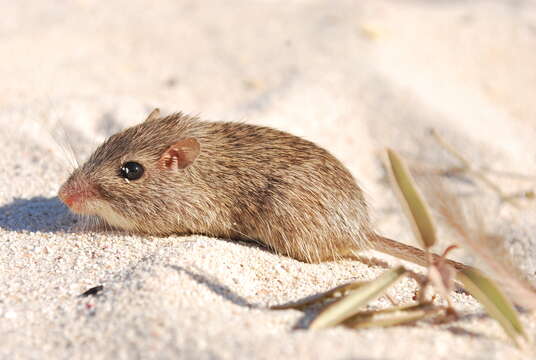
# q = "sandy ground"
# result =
<box><xmin>2</xmin><ymin>0</ymin><xmax>536</xmax><ymax>359</ymax></box>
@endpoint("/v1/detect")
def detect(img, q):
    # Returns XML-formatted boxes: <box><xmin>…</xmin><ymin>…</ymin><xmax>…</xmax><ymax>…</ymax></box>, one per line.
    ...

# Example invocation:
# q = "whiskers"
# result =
<box><xmin>32</xmin><ymin>105</ymin><xmax>83</xmax><ymax>172</ymax></box>
<box><xmin>50</xmin><ymin>126</ymin><xmax>80</xmax><ymax>170</ymax></box>
<box><xmin>69</xmin><ymin>213</ymin><xmax>106</xmax><ymax>233</ymax></box>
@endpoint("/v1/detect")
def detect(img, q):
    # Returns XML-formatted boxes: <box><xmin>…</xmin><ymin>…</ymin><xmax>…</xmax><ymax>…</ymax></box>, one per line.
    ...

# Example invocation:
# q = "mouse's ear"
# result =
<box><xmin>158</xmin><ymin>138</ymin><xmax>200</xmax><ymax>170</ymax></box>
<box><xmin>144</xmin><ymin>108</ymin><xmax>161</xmax><ymax>122</ymax></box>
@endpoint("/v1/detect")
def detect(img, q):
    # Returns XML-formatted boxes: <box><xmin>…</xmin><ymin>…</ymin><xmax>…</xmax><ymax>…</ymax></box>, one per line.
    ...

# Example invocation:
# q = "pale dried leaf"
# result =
<box><xmin>309</xmin><ymin>266</ymin><xmax>407</xmax><ymax>329</ymax></box>
<box><xmin>457</xmin><ymin>268</ymin><xmax>527</xmax><ymax>348</ymax></box>
<box><xmin>270</xmin><ymin>281</ymin><xmax>368</xmax><ymax>310</ymax></box>
<box><xmin>386</xmin><ymin>149</ymin><xmax>437</xmax><ymax>249</ymax></box>
<box><xmin>343</xmin><ymin>303</ymin><xmax>443</xmax><ymax>329</ymax></box>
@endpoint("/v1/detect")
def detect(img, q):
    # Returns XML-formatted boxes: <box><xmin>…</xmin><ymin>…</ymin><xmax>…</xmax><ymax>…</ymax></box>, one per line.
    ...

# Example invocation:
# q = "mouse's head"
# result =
<box><xmin>58</xmin><ymin>109</ymin><xmax>202</xmax><ymax>233</ymax></box>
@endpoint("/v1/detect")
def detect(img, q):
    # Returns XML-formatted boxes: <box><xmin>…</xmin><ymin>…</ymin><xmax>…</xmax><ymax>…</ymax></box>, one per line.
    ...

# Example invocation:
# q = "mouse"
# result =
<box><xmin>58</xmin><ymin>109</ymin><xmax>464</xmax><ymax>269</ymax></box>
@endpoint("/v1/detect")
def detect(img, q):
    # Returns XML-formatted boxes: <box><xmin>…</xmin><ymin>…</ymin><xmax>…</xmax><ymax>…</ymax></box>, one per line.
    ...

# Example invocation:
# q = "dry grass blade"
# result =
<box><xmin>429</xmin><ymin>129</ymin><xmax>534</xmax><ymax>207</ymax></box>
<box><xmin>426</xmin><ymin>180</ymin><xmax>536</xmax><ymax>310</ymax></box>
<box><xmin>457</xmin><ymin>268</ymin><xmax>527</xmax><ymax>348</ymax></box>
<box><xmin>386</xmin><ymin>148</ymin><xmax>437</xmax><ymax>249</ymax></box>
<box><xmin>309</xmin><ymin>266</ymin><xmax>407</xmax><ymax>329</ymax></box>
<box><xmin>343</xmin><ymin>303</ymin><xmax>443</xmax><ymax>329</ymax></box>
<box><xmin>270</xmin><ymin>281</ymin><xmax>368</xmax><ymax>310</ymax></box>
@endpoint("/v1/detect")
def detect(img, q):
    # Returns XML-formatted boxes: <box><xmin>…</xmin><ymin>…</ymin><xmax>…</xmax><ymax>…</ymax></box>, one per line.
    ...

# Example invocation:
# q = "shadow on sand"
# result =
<box><xmin>167</xmin><ymin>265</ymin><xmax>257</xmax><ymax>308</ymax></box>
<box><xmin>0</xmin><ymin>196</ymin><xmax>76</xmax><ymax>232</ymax></box>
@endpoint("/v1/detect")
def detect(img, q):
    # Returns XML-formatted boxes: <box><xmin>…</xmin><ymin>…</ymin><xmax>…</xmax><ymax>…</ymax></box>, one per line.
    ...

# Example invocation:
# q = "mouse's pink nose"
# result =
<box><xmin>58</xmin><ymin>180</ymin><xmax>98</xmax><ymax>212</ymax></box>
<box><xmin>58</xmin><ymin>188</ymin><xmax>81</xmax><ymax>208</ymax></box>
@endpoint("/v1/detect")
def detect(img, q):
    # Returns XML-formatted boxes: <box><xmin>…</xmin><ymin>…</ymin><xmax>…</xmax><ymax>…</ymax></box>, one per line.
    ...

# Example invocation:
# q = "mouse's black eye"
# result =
<box><xmin>119</xmin><ymin>162</ymin><xmax>144</xmax><ymax>181</ymax></box>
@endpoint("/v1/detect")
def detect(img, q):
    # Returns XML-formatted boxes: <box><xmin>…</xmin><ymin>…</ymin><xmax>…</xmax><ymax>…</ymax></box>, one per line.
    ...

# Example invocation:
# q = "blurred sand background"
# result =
<box><xmin>2</xmin><ymin>0</ymin><xmax>536</xmax><ymax>358</ymax></box>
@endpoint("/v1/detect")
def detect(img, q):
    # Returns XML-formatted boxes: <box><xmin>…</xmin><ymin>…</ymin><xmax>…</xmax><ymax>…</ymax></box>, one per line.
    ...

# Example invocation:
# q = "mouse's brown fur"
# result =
<box><xmin>59</xmin><ymin>110</ymin><xmax>464</xmax><ymax>268</ymax></box>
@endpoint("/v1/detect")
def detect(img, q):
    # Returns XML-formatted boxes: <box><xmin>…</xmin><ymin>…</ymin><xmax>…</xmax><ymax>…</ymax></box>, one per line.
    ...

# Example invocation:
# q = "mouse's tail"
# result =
<box><xmin>368</xmin><ymin>234</ymin><xmax>467</xmax><ymax>271</ymax></box>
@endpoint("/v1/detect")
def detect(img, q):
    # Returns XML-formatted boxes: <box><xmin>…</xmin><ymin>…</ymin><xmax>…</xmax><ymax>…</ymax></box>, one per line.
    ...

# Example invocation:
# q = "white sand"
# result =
<box><xmin>2</xmin><ymin>0</ymin><xmax>536</xmax><ymax>358</ymax></box>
